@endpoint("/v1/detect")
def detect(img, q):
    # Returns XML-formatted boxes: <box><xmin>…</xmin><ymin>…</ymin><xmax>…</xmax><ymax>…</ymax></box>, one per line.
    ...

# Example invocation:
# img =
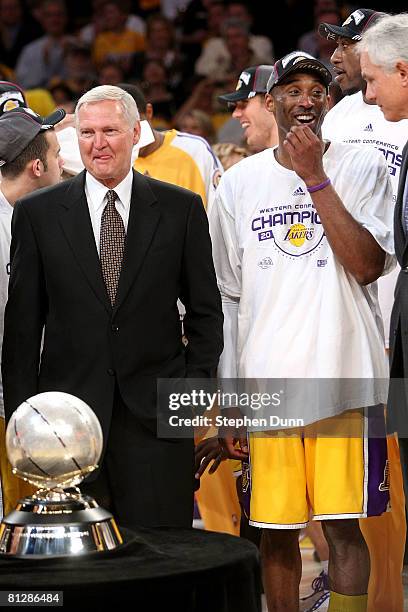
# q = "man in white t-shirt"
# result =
<box><xmin>210</xmin><ymin>51</ymin><xmax>394</xmax><ymax>612</ymax></box>
<box><xmin>320</xmin><ymin>8</ymin><xmax>408</xmax><ymax>349</ymax></box>
<box><xmin>0</xmin><ymin>106</ymin><xmax>64</xmax><ymax>519</ymax></box>
<box><xmin>320</xmin><ymin>11</ymin><xmax>408</xmax><ymax>611</ymax></box>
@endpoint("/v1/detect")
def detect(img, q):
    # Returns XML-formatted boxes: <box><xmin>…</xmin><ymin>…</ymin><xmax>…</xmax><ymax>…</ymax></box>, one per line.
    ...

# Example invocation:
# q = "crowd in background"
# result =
<box><xmin>0</xmin><ymin>0</ymin><xmax>404</xmax><ymax>145</ymax></box>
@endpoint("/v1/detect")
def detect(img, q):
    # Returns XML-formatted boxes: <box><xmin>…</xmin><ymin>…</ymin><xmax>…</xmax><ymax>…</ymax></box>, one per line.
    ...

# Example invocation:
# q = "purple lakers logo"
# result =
<box><xmin>378</xmin><ymin>460</ymin><xmax>390</xmax><ymax>492</ymax></box>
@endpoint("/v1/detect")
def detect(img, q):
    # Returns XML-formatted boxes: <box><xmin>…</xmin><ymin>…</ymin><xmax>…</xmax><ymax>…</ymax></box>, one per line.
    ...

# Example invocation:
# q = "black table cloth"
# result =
<box><xmin>0</xmin><ymin>527</ymin><xmax>262</xmax><ymax>611</ymax></box>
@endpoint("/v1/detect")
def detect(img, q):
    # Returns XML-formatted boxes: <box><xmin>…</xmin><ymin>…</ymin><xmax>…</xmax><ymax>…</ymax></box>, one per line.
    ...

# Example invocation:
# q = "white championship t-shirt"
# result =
<box><xmin>322</xmin><ymin>92</ymin><xmax>408</xmax><ymax>346</ymax></box>
<box><xmin>210</xmin><ymin>142</ymin><xmax>395</xmax><ymax>423</ymax></box>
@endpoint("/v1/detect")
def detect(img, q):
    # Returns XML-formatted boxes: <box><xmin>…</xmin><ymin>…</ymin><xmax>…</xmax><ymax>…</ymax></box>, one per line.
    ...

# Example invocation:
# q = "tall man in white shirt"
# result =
<box><xmin>1</xmin><ymin>85</ymin><xmax>223</xmax><ymax>529</ymax></box>
<box><xmin>320</xmin><ymin>8</ymin><xmax>408</xmax><ymax>346</ymax></box>
<box><xmin>320</xmin><ymin>11</ymin><xmax>408</xmax><ymax>611</ymax></box>
<box><xmin>0</xmin><ymin>106</ymin><xmax>65</xmax><ymax>517</ymax></box>
<box><xmin>210</xmin><ymin>51</ymin><xmax>394</xmax><ymax>612</ymax></box>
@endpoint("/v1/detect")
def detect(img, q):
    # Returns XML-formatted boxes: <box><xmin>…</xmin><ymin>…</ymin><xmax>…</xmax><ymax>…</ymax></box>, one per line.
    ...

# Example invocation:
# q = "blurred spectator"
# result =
<box><xmin>178</xmin><ymin>0</ymin><xmax>225</xmax><ymax>75</ymax></box>
<box><xmin>140</xmin><ymin>58</ymin><xmax>176</xmax><ymax>124</ymax></box>
<box><xmin>0</xmin><ymin>0</ymin><xmax>39</xmax><ymax>69</ymax></box>
<box><xmin>161</xmin><ymin>0</ymin><xmax>190</xmax><ymax>21</ymax></box>
<box><xmin>131</xmin><ymin>13</ymin><xmax>186</xmax><ymax>105</ymax></box>
<box><xmin>97</xmin><ymin>59</ymin><xmax>125</xmax><ymax>85</ymax></box>
<box><xmin>92</xmin><ymin>0</ymin><xmax>145</xmax><ymax>72</ymax></box>
<box><xmin>15</xmin><ymin>0</ymin><xmax>73</xmax><ymax>89</ymax></box>
<box><xmin>48</xmin><ymin>81</ymin><xmax>75</xmax><ymax>113</ymax></box>
<box><xmin>79</xmin><ymin>0</ymin><xmax>107</xmax><ymax>45</ymax></box>
<box><xmin>48</xmin><ymin>42</ymin><xmax>97</xmax><ymax>101</ymax></box>
<box><xmin>177</xmin><ymin>109</ymin><xmax>215</xmax><ymax>143</ymax></box>
<box><xmin>177</xmin><ymin>0</ymin><xmax>215</xmax><ymax>61</ymax></box>
<box><xmin>80</xmin><ymin>0</ymin><xmax>146</xmax><ymax>45</ymax></box>
<box><xmin>195</xmin><ymin>18</ymin><xmax>271</xmax><ymax>80</ymax></box>
<box><xmin>225</xmin><ymin>2</ymin><xmax>274</xmax><ymax>59</ymax></box>
<box><xmin>297</xmin><ymin>7</ymin><xmax>341</xmax><ymax>70</ymax></box>
<box><xmin>212</xmin><ymin>141</ymin><xmax>248</xmax><ymax>169</ymax></box>
<box><xmin>172</xmin><ymin>75</ymin><xmax>235</xmax><ymax>133</ymax></box>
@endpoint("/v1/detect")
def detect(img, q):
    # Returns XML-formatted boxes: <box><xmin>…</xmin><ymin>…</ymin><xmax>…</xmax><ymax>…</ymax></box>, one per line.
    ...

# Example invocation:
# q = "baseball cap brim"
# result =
<box><xmin>268</xmin><ymin>59</ymin><xmax>332</xmax><ymax>92</ymax></box>
<box><xmin>318</xmin><ymin>22</ymin><xmax>361</xmax><ymax>41</ymax></box>
<box><xmin>218</xmin><ymin>89</ymin><xmax>255</xmax><ymax>103</ymax></box>
<box><xmin>38</xmin><ymin>108</ymin><xmax>66</xmax><ymax>128</ymax></box>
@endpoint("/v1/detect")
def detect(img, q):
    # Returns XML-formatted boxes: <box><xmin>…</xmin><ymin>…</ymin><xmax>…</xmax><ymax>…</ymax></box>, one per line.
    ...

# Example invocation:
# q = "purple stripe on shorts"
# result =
<box><xmin>367</xmin><ymin>408</ymin><xmax>389</xmax><ymax>517</ymax></box>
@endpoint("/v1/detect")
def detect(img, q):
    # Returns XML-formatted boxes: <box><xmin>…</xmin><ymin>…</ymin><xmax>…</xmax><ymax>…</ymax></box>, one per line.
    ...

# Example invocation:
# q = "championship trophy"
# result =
<box><xmin>0</xmin><ymin>392</ymin><xmax>123</xmax><ymax>557</ymax></box>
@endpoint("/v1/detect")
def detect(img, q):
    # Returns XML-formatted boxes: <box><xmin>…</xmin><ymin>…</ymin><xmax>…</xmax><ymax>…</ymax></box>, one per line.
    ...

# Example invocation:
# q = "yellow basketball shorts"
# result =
<box><xmin>245</xmin><ymin>408</ymin><xmax>389</xmax><ymax>529</ymax></box>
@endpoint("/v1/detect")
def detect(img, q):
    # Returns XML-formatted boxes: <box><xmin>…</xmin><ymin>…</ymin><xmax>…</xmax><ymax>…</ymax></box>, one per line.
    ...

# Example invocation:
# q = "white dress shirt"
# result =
<box><xmin>85</xmin><ymin>169</ymin><xmax>133</xmax><ymax>254</ymax></box>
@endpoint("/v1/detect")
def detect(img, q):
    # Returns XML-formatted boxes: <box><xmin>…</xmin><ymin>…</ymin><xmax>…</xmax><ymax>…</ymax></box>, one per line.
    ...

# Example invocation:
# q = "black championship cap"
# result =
<box><xmin>0</xmin><ymin>81</ymin><xmax>27</xmax><ymax>115</ymax></box>
<box><xmin>0</xmin><ymin>106</ymin><xmax>65</xmax><ymax>166</ymax></box>
<box><xmin>218</xmin><ymin>65</ymin><xmax>274</xmax><ymax>104</ymax></box>
<box><xmin>266</xmin><ymin>51</ymin><xmax>332</xmax><ymax>93</ymax></box>
<box><xmin>319</xmin><ymin>8</ymin><xmax>385</xmax><ymax>42</ymax></box>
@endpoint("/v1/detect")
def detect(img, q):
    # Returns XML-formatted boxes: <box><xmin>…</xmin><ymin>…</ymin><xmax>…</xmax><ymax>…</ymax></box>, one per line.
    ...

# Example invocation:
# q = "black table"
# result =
<box><xmin>0</xmin><ymin>527</ymin><xmax>262</xmax><ymax>611</ymax></box>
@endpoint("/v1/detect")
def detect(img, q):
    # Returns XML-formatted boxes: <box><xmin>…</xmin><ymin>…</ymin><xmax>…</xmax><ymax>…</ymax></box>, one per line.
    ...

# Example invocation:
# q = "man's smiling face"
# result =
<box><xmin>231</xmin><ymin>94</ymin><xmax>278</xmax><ymax>152</ymax></box>
<box><xmin>266</xmin><ymin>71</ymin><xmax>328</xmax><ymax>139</ymax></box>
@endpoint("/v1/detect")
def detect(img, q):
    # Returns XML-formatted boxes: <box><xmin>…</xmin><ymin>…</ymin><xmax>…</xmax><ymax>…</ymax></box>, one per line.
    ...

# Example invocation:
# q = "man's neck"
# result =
<box><xmin>1</xmin><ymin>179</ymin><xmax>34</xmax><ymax>207</ymax></box>
<box><xmin>274</xmin><ymin>145</ymin><xmax>293</xmax><ymax>170</ymax></box>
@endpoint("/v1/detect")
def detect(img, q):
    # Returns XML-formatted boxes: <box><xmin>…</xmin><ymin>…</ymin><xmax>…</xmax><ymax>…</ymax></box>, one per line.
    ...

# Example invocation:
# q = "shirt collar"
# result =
<box><xmin>0</xmin><ymin>189</ymin><xmax>12</xmax><ymax>212</ymax></box>
<box><xmin>85</xmin><ymin>169</ymin><xmax>133</xmax><ymax>213</ymax></box>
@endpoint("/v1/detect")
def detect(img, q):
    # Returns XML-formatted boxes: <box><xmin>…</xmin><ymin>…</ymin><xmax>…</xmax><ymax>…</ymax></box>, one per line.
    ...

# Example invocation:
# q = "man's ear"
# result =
<box><xmin>145</xmin><ymin>102</ymin><xmax>154</xmax><ymax>122</ymax></box>
<box><xmin>30</xmin><ymin>158</ymin><xmax>43</xmax><ymax>178</ymax></box>
<box><xmin>133</xmin><ymin>120</ymin><xmax>141</xmax><ymax>145</ymax></box>
<box><xmin>265</xmin><ymin>93</ymin><xmax>275</xmax><ymax>114</ymax></box>
<box><xmin>396</xmin><ymin>60</ymin><xmax>408</xmax><ymax>88</ymax></box>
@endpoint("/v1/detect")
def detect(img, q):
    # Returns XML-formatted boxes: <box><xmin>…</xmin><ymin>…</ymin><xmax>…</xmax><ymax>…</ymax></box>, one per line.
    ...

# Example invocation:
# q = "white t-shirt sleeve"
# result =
<box><xmin>338</xmin><ymin>147</ymin><xmax>396</xmax><ymax>274</ymax></box>
<box><xmin>209</xmin><ymin>175</ymin><xmax>241</xmax><ymax>378</ymax></box>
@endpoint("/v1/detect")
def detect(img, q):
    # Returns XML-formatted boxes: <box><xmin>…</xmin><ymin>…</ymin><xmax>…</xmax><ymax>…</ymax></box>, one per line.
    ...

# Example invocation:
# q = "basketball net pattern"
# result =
<box><xmin>100</xmin><ymin>189</ymin><xmax>125</xmax><ymax>306</ymax></box>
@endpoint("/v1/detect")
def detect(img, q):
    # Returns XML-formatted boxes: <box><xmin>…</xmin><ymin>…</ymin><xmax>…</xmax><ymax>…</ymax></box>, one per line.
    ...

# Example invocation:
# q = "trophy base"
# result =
<box><xmin>0</xmin><ymin>494</ymin><xmax>123</xmax><ymax>558</ymax></box>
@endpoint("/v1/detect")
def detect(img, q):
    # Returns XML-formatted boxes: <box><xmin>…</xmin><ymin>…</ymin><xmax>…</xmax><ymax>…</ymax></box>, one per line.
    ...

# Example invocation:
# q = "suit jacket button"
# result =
<box><xmin>107</xmin><ymin>368</ymin><xmax>115</xmax><ymax>376</ymax></box>
<box><xmin>111</xmin><ymin>325</ymin><xmax>119</xmax><ymax>332</ymax></box>
<box><xmin>402</xmin><ymin>266</ymin><xmax>408</xmax><ymax>273</ymax></box>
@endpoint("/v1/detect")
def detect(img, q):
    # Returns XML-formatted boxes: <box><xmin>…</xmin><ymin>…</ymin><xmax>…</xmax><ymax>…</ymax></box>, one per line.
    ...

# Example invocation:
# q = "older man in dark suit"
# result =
<box><xmin>2</xmin><ymin>85</ymin><xmax>223</xmax><ymax>529</ymax></box>
<box><xmin>360</xmin><ymin>15</ymin><xmax>408</xmax><ymax>505</ymax></box>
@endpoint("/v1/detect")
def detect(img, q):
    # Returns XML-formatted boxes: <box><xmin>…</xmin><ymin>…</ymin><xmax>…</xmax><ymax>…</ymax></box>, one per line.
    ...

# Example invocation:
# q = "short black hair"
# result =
<box><xmin>1</xmin><ymin>130</ymin><xmax>50</xmax><ymax>179</ymax></box>
<box><xmin>117</xmin><ymin>83</ymin><xmax>147</xmax><ymax>114</ymax></box>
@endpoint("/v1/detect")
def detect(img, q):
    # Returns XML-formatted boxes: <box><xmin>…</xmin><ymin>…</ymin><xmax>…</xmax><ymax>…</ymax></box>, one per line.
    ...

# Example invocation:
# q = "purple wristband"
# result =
<box><xmin>306</xmin><ymin>178</ymin><xmax>331</xmax><ymax>193</ymax></box>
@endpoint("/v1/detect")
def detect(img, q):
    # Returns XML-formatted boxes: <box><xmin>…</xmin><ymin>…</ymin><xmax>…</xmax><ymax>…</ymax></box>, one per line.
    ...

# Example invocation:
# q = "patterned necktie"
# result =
<box><xmin>100</xmin><ymin>189</ymin><xmax>125</xmax><ymax>306</ymax></box>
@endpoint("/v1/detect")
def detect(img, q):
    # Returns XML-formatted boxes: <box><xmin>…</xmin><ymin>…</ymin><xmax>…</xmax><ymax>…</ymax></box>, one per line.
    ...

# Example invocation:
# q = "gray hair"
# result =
<box><xmin>75</xmin><ymin>85</ymin><xmax>140</xmax><ymax>129</ymax></box>
<box><xmin>358</xmin><ymin>13</ymin><xmax>408</xmax><ymax>73</ymax></box>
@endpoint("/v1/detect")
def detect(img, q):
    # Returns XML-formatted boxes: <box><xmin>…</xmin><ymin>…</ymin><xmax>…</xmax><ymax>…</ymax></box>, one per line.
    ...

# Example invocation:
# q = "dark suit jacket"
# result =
<box><xmin>2</xmin><ymin>169</ymin><xmax>223</xmax><ymax>518</ymax></box>
<box><xmin>390</xmin><ymin>143</ymin><xmax>408</xmax><ymax>365</ymax></box>
<box><xmin>389</xmin><ymin>142</ymin><xmax>408</xmax><ymax>432</ymax></box>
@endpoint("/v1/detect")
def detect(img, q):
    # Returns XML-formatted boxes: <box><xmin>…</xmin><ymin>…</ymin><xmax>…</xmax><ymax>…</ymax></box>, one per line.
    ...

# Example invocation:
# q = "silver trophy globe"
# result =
<box><xmin>0</xmin><ymin>392</ymin><xmax>123</xmax><ymax>557</ymax></box>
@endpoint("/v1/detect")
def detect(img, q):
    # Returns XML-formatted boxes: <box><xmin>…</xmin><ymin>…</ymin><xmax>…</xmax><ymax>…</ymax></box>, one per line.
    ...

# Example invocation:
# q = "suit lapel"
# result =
<box><xmin>398</xmin><ymin>142</ymin><xmax>408</xmax><ymax>262</ymax></box>
<box><xmin>113</xmin><ymin>170</ymin><xmax>160</xmax><ymax>314</ymax></box>
<box><xmin>58</xmin><ymin>171</ymin><xmax>111</xmax><ymax>313</ymax></box>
